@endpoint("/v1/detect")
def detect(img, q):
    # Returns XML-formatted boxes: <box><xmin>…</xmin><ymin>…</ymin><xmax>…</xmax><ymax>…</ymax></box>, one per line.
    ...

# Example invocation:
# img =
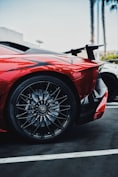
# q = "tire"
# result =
<box><xmin>101</xmin><ymin>73</ymin><xmax>117</xmax><ymax>102</ymax></box>
<box><xmin>7</xmin><ymin>75</ymin><xmax>77</xmax><ymax>143</ymax></box>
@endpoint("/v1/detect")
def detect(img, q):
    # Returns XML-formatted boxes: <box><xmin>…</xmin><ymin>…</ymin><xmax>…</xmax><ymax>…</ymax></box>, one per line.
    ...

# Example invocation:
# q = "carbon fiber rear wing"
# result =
<box><xmin>64</xmin><ymin>45</ymin><xmax>103</xmax><ymax>60</ymax></box>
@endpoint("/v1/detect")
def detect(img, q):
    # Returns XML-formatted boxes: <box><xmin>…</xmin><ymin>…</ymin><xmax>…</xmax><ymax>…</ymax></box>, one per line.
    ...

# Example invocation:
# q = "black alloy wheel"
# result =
<box><xmin>7</xmin><ymin>75</ymin><xmax>77</xmax><ymax>142</ymax></box>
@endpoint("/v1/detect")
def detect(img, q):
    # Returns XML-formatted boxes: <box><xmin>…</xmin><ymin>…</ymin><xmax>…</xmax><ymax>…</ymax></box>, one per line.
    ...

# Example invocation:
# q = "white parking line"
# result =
<box><xmin>106</xmin><ymin>106</ymin><xmax>118</xmax><ymax>109</ymax></box>
<box><xmin>0</xmin><ymin>149</ymin><xmax>118</xmax><ymax>164</ymax></box>
<box><xmin>107</xmin><ymin>102</ymin><xmax>118</xmax><ymax>106</ymax></box>
<box><xmin>106</xmin><ymin>102</ymin><xmax>118</xmax><ymax>108</ymax></box>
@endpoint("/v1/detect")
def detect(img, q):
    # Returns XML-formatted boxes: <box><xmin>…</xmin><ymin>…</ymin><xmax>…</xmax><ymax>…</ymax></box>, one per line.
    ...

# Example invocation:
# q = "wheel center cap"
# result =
<box><xmin>39</xmin><ymin>105</ymin><xmax>47</xmax><ymax>114</ymax></box>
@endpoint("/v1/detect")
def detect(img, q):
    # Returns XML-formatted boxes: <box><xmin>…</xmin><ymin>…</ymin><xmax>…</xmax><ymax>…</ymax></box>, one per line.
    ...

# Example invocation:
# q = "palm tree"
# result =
<box><xmin>89</xmin><ymin>0</ymin><xmax>96</xmax><ymax>44</ymax></box>
<box><xmin>101</xmin><ymin>0</ymin><xmax>106</xmax><ymax>56</ymax></box>
<box><xmin>106</xmin><ymin>0</ymin><xmax>118</xmax><ymax>10</ymax></box>
<box><xmin>89</xmin><ymin>0</ymin><xmax>118</xmax><ymax>55</ymax></box>
<box><xmin>101</xmin><ymin>0</ymin><xmax>118</xmax><ymax>56</ymax></box>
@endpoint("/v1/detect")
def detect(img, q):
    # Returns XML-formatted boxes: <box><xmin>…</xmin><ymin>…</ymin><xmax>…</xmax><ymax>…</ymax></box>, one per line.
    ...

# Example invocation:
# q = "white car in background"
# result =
<box><xmin>101</xmin><ymin>62</ymin><xmax>118</xmax><ymax>102</ymax></box>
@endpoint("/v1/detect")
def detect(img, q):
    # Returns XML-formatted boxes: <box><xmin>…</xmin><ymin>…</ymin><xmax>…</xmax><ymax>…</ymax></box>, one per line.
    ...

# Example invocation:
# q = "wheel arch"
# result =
<box><xmin>101</xmin><ymin>72</ymin><xmax>118</xmax><ymax>81</ymax></box>
<box><xmin>6</xmin><ymin>71</ymin><xmax>80</xmax><ymax>122</ymax></box>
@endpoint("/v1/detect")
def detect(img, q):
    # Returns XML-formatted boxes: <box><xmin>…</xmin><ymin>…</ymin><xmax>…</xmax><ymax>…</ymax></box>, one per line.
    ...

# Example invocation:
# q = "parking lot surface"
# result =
<box><xmin>0</xmin><ymin>102</ymin><xmax>118</xmax><ymax>177</ymax></box>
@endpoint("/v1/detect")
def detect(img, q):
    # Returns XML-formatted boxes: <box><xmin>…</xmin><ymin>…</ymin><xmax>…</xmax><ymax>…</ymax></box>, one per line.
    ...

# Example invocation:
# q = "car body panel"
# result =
<box><xmin>0</xmin><ymin>43</ymin><xmax>108</xmax><ymax>136</ymax></box>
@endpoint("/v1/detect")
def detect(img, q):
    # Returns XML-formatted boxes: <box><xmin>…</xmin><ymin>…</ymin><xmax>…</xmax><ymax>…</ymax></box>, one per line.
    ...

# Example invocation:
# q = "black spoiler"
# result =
<box><xmin>64</xmin><ymin>45</ymin><xmax>103</xmax><ymax>60</ymax></box>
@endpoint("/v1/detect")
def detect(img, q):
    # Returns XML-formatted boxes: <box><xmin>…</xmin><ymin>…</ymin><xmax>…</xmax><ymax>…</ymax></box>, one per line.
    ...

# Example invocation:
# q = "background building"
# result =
<box><xmin>0</xmin><ymin>27</ymin><xmax>23</xmax><ymax>43</ymax></box>
<box><xmin>0</xmin><ymin>27</ymin><xmax>41</xmax><ymax>49</ymax></box>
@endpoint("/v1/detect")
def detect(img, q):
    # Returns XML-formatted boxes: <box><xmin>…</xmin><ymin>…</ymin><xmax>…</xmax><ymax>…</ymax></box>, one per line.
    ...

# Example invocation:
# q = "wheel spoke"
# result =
<box><xmin>20</xmin><ymin>94</ymin><xmax>31</xmax><ymax>103</ymax></box>
<box><xmin>52</xmin><ymin>121</ymin><xmax>62</xmax><ymax>129</ymax></box>
<box><xmin>46</xmin><ymin>115</ymin><xmax>62</xmax><ymax>129</ymax></box>
<box><xmin>16</xmin><ymin>104</ymin><xmax>27</xmax><ymax>107</ymax></box>
<box><xmin>60</xmin><ymin>112</ymin><xmax>68</xmax><ymax>118</ymax></box>
<box><xmin>55</xmin><ymin>95</ymin><xmax>67</xmax><ymax>102</ymax></box>
<box><xmin>21</xmin><ymin>120</ymin><xmax>29</xmax><ymax>128</ymax></box>
<box><xmin>17</xmin><ymin>115</ymin><xmax>34</xmax><ymax>120</ymax></box>
<box><xmin>59</xmin><ymin>97</ymin><xmax>68</xmax><ymax>104</ymax></box>
<box><xmin>21</xmin><ymin>114</ymin><xmax>39</xmax><ymax>129</ymax></box>
<box><xmin>32</xmin><ymin>122</ymin><xmax>41</xmax><ymax>135</ymax></box>
<box><xmin>56</xmin><ymin>118</ymin><xmax>63</xmax><ymax>127</ymax></box>
<box><xmin>45</xmin><ymin>82</ymin><xmax>50</xmax><ymax>91</ymax></box>
<box><xmin>54</xmin><ymin>88</ymin><xmax>61</xmax><ymax>101</ymax></box>
<box><xmin>56</xmin><ymin>116</ymin><xmax>67</xmax><ymax>120</ymax></box>
<box><xmin>50</xmin><ymin>87</ymin><xmax>60</xmax><ymax>96</ymax></box>
<box><xmin>60</xmin><ymin>105</ymin><xmax>70</xmax><ymax>108</ymax></box>
<box><xmin>16</xmin><ymin>106</ymin><xmax>26</xmax><ymax>111</ymax></box>
<box><xmin>44</xmin><ymin>117</ymin><xmax>54</xmax><ymax>136</ymax></box>
<box><xmin>29</xmin><ymin>86</ymin><xmax>35</xmax><ymax>93</ymax></box>
<box><xmin>22</xmin><ymin>118</ymin><xmax>36</xmax><ymax>129</ymax></box>
<box><xmin>16</xmin><ymin>111</ymin><xmax>27</xmax><ymax>118</ymax></box>
<box><xmin>60</xmin><ymin>107</ymin><xmax>70</xmax><ymax>112</ymax></box>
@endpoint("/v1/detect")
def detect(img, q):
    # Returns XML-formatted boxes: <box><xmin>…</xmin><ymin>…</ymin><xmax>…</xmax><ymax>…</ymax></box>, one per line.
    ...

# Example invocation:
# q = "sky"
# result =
<box><xmin>0</xmin><ymin>0</ymin><xmax>118</xmax><ymax>52</ymax></box>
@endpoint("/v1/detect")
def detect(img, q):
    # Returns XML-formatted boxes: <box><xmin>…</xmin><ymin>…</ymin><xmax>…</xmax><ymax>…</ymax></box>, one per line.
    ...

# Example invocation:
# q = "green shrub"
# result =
<box><xmin>101</xmin><ymin>53</ymin><xmax>118</xmax><ymax>61</ymax></box>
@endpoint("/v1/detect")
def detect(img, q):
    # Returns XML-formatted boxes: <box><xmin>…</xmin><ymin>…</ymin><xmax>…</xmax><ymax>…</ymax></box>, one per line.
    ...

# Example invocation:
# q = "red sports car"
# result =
<box><xmin>0</xmin><ymin>42</ymin><xmax>108</xmax><ymax>142</ymax></box>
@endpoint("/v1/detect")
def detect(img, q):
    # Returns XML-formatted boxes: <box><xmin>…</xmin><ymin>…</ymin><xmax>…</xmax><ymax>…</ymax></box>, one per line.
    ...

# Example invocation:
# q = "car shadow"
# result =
<box><xmin>0</xmin><ymin>120</ymin><xmax>105</xmax><ymax>146</ymax></box>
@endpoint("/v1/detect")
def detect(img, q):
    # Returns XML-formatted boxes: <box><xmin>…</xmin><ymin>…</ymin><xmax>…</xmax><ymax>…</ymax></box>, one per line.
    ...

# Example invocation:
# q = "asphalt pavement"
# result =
<box><xmin>0</xmin><ymin>102</ymin><xmax>118</xmax><ymax>177</ymax></box>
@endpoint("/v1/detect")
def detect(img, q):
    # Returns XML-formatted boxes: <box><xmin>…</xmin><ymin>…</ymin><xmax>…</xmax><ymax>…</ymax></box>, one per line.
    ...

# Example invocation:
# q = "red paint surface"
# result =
<box><xmin>0</xmin><ymin>45</ymin><xmax>106</xmax><ymax>132</ymax></box>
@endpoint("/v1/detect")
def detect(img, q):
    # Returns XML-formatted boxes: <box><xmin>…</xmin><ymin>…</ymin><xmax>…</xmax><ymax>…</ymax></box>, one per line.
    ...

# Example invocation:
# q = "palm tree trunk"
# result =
<box><xmin>101</xmin><ymin>0</ymin><xmax>107</xmax><ymax>56</ymax></box>
<box><xmin>90</xmin><ymin>0</ymin><xmax>96</xmax><ymax>44</ymax></box>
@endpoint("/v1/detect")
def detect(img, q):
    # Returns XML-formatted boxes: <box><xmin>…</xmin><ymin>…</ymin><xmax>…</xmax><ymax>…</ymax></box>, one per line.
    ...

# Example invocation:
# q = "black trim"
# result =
<box><xmin>0</xmin><ymin>41</ymin><xmax>29</xmax><ymax>52</ymax></box>
<box><xmin>77</xmin><ymin>77</ymin><xmax>107</xmax><ymax>124</ymax></box>
<box><xmin>7</xmin><ymin>58</ymin><xmax>49</xmax><ymax>72</ymax></box>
